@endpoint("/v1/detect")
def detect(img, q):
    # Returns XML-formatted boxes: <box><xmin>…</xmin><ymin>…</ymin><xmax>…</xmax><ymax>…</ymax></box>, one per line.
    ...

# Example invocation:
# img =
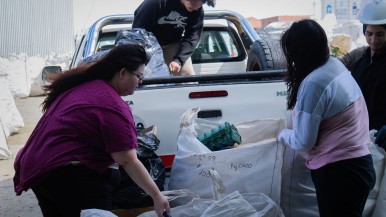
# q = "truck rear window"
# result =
<box><xmin>94</xmin><ymin>27</ymin><xmax>246</xmax><ymax>64</ymax></box>
<box><xmin>192</xmin><ymin>27</ymin><xmax>245</xmax><ymax>64</ymax></box>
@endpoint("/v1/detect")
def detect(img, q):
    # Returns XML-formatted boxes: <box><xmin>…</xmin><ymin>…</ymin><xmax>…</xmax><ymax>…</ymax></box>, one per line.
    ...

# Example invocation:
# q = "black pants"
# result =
<box><xmin>32</xmin><ymin>165</ymin><xmax>121</xmax><ymax>217</ymax></box>
<box><xmin>311</xmin><ymin>155</ymin><xmax>376</xmax><ymax>217</ymax></box>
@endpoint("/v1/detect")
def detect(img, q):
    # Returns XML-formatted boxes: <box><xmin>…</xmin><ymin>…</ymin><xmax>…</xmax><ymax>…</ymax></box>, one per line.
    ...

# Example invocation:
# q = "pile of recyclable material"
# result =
<box><xmin>197</xmin><ymin>122</ymin><xmax>242</xmax><ymax>151</ymax></box>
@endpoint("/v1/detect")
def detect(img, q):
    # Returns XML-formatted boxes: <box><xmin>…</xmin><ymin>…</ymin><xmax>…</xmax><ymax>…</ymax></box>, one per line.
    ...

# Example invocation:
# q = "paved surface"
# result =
<box><xmin>0</xmin><ymin>96</ymin><xmax>44</xmax><ymax>217</ymax></box>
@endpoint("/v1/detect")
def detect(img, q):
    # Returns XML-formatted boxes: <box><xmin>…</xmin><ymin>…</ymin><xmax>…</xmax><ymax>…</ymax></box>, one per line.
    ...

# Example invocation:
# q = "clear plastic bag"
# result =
<box><xmin>139</xmin><ymin>169</ymin><xmax>284</xmax><ymax>217</ymax></box>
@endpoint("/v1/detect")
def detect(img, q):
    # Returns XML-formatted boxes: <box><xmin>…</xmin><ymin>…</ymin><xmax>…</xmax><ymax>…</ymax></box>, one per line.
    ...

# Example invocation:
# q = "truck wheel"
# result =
<box><xmin>246</xmin><ymin>38</ymin><xmax>286</xmax><ymax>71</ymax></box>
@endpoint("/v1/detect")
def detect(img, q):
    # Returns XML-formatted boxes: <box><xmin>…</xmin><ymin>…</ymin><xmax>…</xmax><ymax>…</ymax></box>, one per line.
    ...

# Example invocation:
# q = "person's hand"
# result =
<box><xmin>152</xmin><ymin>192</ymin><xmax>170</xmax><ymax>217</ymax></box>
<box><xmin>375</xmin><ymin>125</ymin><xmax>386</xmax><ymax>150</ymax></box>
<box><xmin>169</xmin><ymin>61</ymin><xmax>181</xmax><ymax>75</ymax></box>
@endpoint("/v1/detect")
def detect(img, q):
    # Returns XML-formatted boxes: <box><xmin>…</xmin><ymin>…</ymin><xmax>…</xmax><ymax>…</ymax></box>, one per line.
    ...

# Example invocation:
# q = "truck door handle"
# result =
<box><xmin>198</xmin><ymin>110</ymin><xmax>222</xmax><ymax>118</ymax></box>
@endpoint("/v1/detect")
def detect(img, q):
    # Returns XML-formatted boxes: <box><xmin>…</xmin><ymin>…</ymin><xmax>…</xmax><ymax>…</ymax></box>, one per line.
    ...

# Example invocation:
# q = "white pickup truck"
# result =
<box><xmin>44</xmin><ymin>10</ymin><xmax>287</xmax><ymax>167</ymax></box>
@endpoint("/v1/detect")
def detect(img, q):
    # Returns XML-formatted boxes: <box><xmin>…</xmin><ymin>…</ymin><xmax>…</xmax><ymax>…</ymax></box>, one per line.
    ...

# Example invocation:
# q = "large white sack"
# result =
<box><xmin>27</xmin><ymin>56</ymin><xmax>45</xmax><ymax>96</ymax></box>
<box><xmin>0</xmin><ymin>54</ymin><xmax>30</xmax><ymax>98</ymax></box>
<box><xmin>0</xmin><ymin>120</ymin><xmax>12</xmax><ymax>159</ymax></box>
<box><xmin>364</xmin><ymin>142</ymin><xmax>385</xmax><ymax>217</ymax></box>
<box><xmin>280</xmin><ymin>137</ymin><xmax>384</xmax><ymax>217</ymax></box>
<box><xmin>372</xmin><ymin>165</ymin><xmax>386</xmax><ymax>217</ymax></box>
<box><xmin>280</xmin><ymin>149</ymin><xmax>319</xmax><ymax>217</ymax></box>
<box><xmin>169</xmin><ymin>107</ymin><xmax>285</xmax><ymax>204</ymax></box>
<box><xmin>0</xmin><ymin>77</ymin><xmax>24</xmax><ymax>137</ymax></box>
<box><xmin>370</xmin><ymin>130</ymin><xmax>386</xmax><ymax>217</ymax></box>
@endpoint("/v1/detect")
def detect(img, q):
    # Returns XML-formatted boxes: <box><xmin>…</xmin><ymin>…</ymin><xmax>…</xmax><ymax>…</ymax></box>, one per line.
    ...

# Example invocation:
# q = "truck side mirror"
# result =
<box><xmin>41</xmin><ymin>66</ymin><xmax>62</xmax><ymax>82</ymax></box>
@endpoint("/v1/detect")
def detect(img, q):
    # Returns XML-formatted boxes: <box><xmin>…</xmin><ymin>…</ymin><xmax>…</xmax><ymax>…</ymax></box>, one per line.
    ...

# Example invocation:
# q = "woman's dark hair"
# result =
<box><xmin>42</xmin><ymin>44</ymin><xmax>149</xmax><ymax>112</ymax></box>
<box><xmin>280</xmin><ymin>19</ymin><xmax>330</xmax><ymax>109</ymax></box>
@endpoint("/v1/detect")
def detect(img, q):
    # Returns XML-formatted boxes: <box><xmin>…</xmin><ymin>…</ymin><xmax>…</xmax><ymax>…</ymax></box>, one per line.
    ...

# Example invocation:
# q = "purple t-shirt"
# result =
<box><xmin>14</xmin><ymin>80</ymin><xmax>138</xmax><ymax>195</ymax></box>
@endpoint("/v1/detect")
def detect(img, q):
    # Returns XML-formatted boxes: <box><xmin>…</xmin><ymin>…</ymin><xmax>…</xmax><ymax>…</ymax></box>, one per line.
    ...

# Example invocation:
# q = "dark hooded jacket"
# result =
<box><xmin>340</xmin><ymin>45</ymin><xmax>386</xmax><ymax>130</ymax></box>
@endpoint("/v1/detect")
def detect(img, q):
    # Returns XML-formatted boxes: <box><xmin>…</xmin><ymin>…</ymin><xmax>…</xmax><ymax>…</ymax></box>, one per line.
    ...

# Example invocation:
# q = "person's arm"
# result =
<box><xmin>338</xmin><ymin>46</ymin><xmax>367</xmax><ymax>71</ymax></box>
<box><xmin>278</xmin><ymin>110</ymin><xmax>321</xmax><ymax>151</ymax></box>
<box><xmin>172</xmin><ymin>10</ymin><xmax>204</xmax><ymax>67</ymax></box>
<box><xmin>111</xmin><ymin>149</ymin><xmax>170</xmax><ymax>217</ymax></box>
<box><xmin>277</xmin><ymin>79</ymin><xmax>324</xmax><ymax>152</ymax></box>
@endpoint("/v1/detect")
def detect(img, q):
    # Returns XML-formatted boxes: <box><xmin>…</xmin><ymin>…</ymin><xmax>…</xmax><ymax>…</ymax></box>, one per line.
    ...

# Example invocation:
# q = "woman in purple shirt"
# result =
<box><xmin>277</xmin><ymin>20</ymin><xmax>375</xmax><ymax>217</ymax></box>
<box><xmin>13</xmin><ymin>44</ymin><xmax>170</xmax><ymax>217</ymax></box>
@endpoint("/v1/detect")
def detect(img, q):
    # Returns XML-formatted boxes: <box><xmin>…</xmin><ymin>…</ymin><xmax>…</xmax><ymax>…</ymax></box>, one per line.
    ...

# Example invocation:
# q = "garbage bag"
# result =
<box><xmin>78</xmin><ymin>28</ymin><xmax>170</xmax><ymax>78</ymax></box>
<box><xmin>112</xmin><ymin>128</ymin><xmax>165</xmax><ymax>209</ymax></box>
<box><xmin>115</xmin><ymin>28</ymin><xmax>170</xmax><ymax>78</ymax></box>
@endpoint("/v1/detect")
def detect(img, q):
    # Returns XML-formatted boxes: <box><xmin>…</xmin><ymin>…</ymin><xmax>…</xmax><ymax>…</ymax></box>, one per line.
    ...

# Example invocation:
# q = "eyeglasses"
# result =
<box><xmin>130</xmin><ymin>72</ymin><xmax>144</xmax><ymax>81</ymax></box>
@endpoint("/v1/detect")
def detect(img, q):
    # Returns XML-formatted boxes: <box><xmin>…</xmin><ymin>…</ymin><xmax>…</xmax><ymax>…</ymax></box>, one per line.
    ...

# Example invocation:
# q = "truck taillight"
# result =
<box><xmin>189</xmin><ymin>90</ymin><xmax>228</xmax><ymax>98</ymax></box>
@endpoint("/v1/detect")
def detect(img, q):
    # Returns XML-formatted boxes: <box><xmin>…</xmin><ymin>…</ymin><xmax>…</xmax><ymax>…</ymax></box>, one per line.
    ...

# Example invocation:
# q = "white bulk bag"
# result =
<box><xmin>280</xmin><ymin>149</ymin><xmax>319</xmax><ymax>217</ymax></box>
<box><xmin>280</xmin><ymin>134</ymin><xmax>385</xmax><ymax>217</ymax></box>
<box><xmin>0</xmin><ymin>77</ymin><xmax>24</xmax><ymax>137</ymax></box>
<box><xmin>168</xmin><ymin>107</ymin><xmax>285</xmax><ymax>204</ymax></box>
<box><xmin>370</xmin><ymin>130</ymin><xmax>386</xmax><ymax>217</ymax></box>
<box><xmin>0</xmin><ymin>121</ymin><xmax>12</xmax><ymax>159</ymax></box>
<box><xmin>1</xmin><ymin>55</ymin><xmax>31</xmax><ymax>98</ymax></box>
<box><xmin>27</xmin><ymin>56</ymin><xmax>45</xmax><ymax>96</ymax></box>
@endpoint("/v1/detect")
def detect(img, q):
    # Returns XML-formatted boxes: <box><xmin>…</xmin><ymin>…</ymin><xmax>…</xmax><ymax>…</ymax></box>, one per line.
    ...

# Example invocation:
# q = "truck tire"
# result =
<box><xmin>246</xmin><ymin>38</ymin><xmax>286</xmax><ymax>71</ymax></box>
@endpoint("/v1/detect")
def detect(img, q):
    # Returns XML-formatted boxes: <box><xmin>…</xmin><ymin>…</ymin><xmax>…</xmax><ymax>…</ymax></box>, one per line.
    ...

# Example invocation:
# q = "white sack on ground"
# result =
<box><xmin>372</xmin><ymin>164</ymin><xmax>386</xmax><ymax>217</ymax></box>
<box><xmin>0</xmin><ymin>121</ymin><xmax>12</xmax><ymax>159</ymax></box>
<box><xmin>27</xmin><ymin>56</ymin><xmax>45</xmax><ymax>96</ymax></box>
<box><xmin>369</xmin><ymin>130</ymin><xmax>386</xmax><ymax>217</ymax></box>
<box><xmin>364</xmin><ymin>142</ymin><xmax>385</xmax><ymax>217</ymax></box>
<box><xmin>0</xmin><ymin>54</ymin><xmax>30</xmax><ymax>98</ymax></box>
<box><xmin>169</xmin><ymin>107</ymin><xmax>285</xmax><ymax>204</ymax></box>
<box><xmin>0</xmin><ymin>77</ymin><xmax>24</xmax><ymax>137</ymax></box>
<box><xmin>280</xmin><ymin>134</ymin><xmax>384</xmax><ymax>217</ymax></box>
<box><xmin>280</xmin><ymin>149</ymin><xmax>319</xmax><ymax>217</ymax></box>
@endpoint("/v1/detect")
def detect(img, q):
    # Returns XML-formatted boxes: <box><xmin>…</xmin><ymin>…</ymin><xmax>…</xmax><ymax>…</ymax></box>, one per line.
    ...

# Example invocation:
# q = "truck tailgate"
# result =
<box><xmin>123</xmin><ymin>79</ymin><xmax>287</xmax><ymax>167</ymax></box>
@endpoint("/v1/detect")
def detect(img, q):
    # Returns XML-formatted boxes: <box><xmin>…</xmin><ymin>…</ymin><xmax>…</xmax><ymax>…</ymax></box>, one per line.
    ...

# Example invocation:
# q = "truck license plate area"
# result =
<box><xmin>198</xmin><ymin>110</ymin><xmax>222</xmax><ymax>118</ymax></box>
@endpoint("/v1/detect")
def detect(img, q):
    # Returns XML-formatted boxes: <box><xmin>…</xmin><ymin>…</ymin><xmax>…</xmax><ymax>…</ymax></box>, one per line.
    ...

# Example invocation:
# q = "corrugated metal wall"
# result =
<box><xmin>0</xmin><ymin>0</ymin><xmax>74</xmax><ymax>58</ymax></box>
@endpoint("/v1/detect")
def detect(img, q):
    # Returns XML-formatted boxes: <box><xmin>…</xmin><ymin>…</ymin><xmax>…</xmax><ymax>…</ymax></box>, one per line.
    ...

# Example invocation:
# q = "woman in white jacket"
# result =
<box><xmin>277</xmin><ymin>19</ymin><xmax>376</xmax><ymax>217</ymax></box>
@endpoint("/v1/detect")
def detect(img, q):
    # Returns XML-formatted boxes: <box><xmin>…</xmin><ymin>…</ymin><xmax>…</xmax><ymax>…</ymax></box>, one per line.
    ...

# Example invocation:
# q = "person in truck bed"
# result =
<box><xmin>132</xmin><ymin>0</ymin><xmax>215</xmax><ymax>75</ymax></box>
<box><xmin>13</xmin><ymin>44</ymin><xmax>170</xmax><ymax>217</ymax></box>
<box><xmin>277</xmin><ymin>19</ymin><xmax>375</xmax><ymax>217</ymax></box>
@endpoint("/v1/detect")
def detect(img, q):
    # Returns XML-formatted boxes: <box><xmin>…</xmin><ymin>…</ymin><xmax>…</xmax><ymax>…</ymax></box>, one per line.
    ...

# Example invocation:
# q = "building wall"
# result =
<box><xmin>321</xmin><ymin>0</ymin><xmax>363</xmax><ymax>23</ymax></box>
<box><xmin>251</xmin><ymin>15</ymin><xmax>311</xmax><ymax>29</ymax></box>
<box><xmin>0</xmin><ymin>0</ymin><xmax>74</xmax><ymax>58</ymax></box>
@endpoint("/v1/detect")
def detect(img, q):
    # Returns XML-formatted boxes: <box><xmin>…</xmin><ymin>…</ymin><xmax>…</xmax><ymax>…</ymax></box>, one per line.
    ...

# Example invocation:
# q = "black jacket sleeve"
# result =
<box><xmin>173</xmin><ymin>10</ymin><xmax>204</xmax><ymax>66</ymax></box>
<box><xmin>338</xmin><ymin>46</ymin><xmax>367</xmax><ymax>71</ymax></box>
<box><xmin>132</xmin><ymin>0</ymin><xmax>160</xmax><ymax>29</ymax></box>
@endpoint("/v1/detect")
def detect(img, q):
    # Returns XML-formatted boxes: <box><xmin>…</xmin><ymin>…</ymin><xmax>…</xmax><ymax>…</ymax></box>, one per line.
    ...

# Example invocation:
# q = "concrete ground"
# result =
<box><xmin>0</xmin><ymin>96</ymin><xmax>44</xmax><ymax>217</ymax></box>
